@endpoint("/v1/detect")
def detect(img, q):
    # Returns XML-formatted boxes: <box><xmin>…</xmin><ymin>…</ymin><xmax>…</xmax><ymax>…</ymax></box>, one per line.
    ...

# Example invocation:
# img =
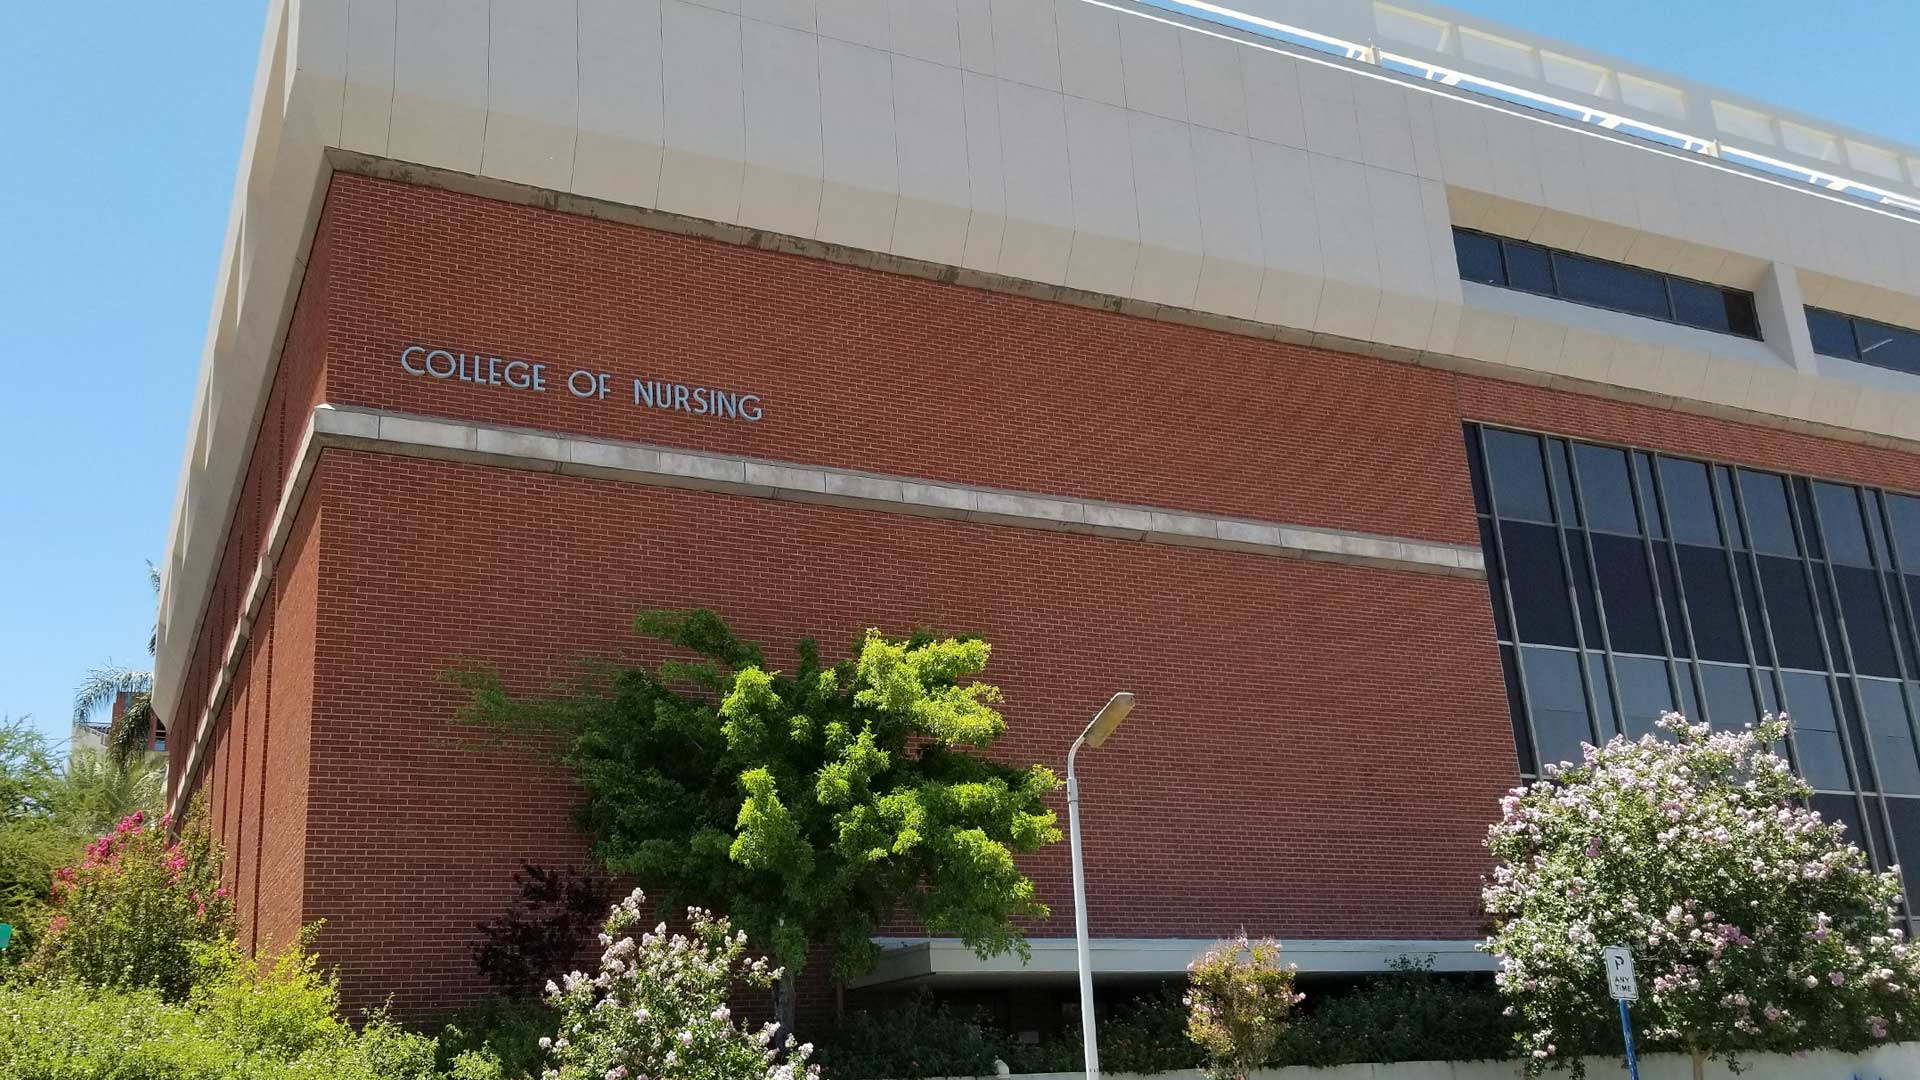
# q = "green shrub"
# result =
<box><xmin>435</xmin><ymin>996</ymin><xmax>557</xmax><ymax>1079</ymax></box>
<box><xmin>815</xmin><ymin>995</ymin><xmax>1002</xmax><ymax>1079</ymax></box>
<box><xmin>0</xmin><ymin>940</ymin><xmax>439</xmax><ymax>1080</ymax></box>
<box><xmin>999</xmin><ymin>988</ymin><xmax>1203</xmax><ymax>1074</ymax></box>
<box><xmin>470</xmin><ymin>864</ymin><xmax>612</xmax><ymax>998</ymax></box>
<box><xmin>30</xmin><ymin>808</ymin><xmax>232</xmax><ymax>999</ymax></box>
<box><xmin>1274</xmin><ymin>961</ymin><xmax>1514</xmax><ymax>1067</ymax></box>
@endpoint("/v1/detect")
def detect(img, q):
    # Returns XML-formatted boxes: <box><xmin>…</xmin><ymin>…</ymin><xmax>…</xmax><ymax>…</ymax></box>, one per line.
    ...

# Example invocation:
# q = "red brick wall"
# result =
<box><xmin>303</xmin><ymin>448</ymin><xmax>1513</xmax><ymax>1014</ymax></box>
<box><xmin>172</xmin><ymin>170</ymin><xmax>1920</xmax><ymax>1017</ymax></box>
<box><xmin>175</xmin><ymin>201</ymin><xmax>334</xmax><ymax>955</ymax></box>
<box><xmin>318</xmin><ymin>174</ymin><xmax>1483</xmax><ymax>547</ymax></box>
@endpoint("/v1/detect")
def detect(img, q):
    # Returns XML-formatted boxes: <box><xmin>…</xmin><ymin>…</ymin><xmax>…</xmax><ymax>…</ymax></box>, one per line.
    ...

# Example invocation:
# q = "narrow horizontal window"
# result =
<box><xmin>1453</xmin><ymin>228</ymin><xmax>1762</xmax><ymax>340</ymax></box>
<box><xmin>1808</xmin><ymin>307</ymin><xmax>1920</xmax><ymax>377</ymax></box>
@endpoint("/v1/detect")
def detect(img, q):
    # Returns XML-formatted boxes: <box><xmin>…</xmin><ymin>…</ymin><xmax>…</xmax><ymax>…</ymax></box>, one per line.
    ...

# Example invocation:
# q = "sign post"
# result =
<box><xmin>1603</xmin><ymin>945</ymin><xmax>1641</xmax><ymax>1080</ymax></box>
<box><xmin>0</xmin><ymin>924</ymin><xmax>12</xmax><ymax>950</ymax></box>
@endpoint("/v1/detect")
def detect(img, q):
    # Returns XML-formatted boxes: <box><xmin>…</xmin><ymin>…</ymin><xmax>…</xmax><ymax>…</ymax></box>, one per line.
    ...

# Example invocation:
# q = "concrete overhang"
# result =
<box><xmin>849</xmin><ymin>936</ymin><xmax>1493</xmax><ymax>990</ymax></box>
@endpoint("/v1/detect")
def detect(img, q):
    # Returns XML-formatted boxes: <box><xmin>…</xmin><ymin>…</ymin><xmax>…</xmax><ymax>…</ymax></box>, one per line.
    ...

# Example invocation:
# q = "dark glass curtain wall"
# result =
<box><xmin>1467</xmin><ymin>423</ymin><xmax>1920</xmax><ymax>908</ymax></box>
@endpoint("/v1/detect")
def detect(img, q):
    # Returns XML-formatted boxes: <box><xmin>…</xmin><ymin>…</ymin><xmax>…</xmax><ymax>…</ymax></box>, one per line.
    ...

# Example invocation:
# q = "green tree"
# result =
<box><xmin>453</xmin><ymin>609</ymin><xmax>1062</xmax><ymax>1030</ymax></box>
<box><xmin>0</xmin><ymin>719</ymin><xmax>166</xmax><ymax>964</ymax></box>
<box><xmin>1485</xmin><ymin>714</ymin><xmax>1920</xmax><ymax>1078</ymax></box>
<box><xmin>0</xmin><ymin>717</ymin><xmax>68</xmax><ymax>961</ymax></box>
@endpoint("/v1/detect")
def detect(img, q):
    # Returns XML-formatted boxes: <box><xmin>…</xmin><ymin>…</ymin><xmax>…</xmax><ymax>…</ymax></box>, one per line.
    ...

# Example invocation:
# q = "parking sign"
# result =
<box><xmin>1603</xmin><ymin>946</ymin><xmax>1638</xmax><ymax>1001</ymax></box>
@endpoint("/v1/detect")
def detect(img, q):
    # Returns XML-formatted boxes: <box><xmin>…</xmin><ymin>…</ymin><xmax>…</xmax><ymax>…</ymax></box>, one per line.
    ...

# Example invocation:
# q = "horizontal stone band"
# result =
<box><xmin>314</xmin><ymin>405</ymin><xmax>1484</xmax><ymax>577</ymax></box>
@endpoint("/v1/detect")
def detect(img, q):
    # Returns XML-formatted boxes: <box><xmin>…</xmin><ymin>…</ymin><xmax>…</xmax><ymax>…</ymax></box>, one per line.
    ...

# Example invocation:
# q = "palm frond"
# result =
<box><xmin>107</xmin><ymin>695</ymin><xmax>158</xmax><ymax>768</ymax></box>
<box><xmin>72</xmin><ymin>664</ymin><xmax>153</xmax><ymax>726</ymax></box>
<box><xmin>58</xmin><ymin>749</ymin><xmax>166</xmax><ymax>831</ymax></box>
<box><xmin>147</xmin><ymin>559</ymin><xmax>161</xmax><ymax>657</ymax></box>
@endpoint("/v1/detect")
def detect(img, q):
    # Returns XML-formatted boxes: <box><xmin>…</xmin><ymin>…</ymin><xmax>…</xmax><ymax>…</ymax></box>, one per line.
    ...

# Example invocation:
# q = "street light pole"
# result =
<box><xmin>1068</xmin><ymin>691</ymin><xmax>1136</xmax><ymax>1080</ymax></box>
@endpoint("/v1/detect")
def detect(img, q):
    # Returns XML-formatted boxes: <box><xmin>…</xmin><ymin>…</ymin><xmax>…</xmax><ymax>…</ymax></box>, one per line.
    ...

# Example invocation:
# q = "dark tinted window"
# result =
<box><xmin>1455</xmin><ymin>229</ymin><xmax>1505</xmax><ymax>286</ymax></box>
<box><xmin>1679</xmin><ymin>546</ymin><xmax>1745</xmax><ymax>663</ymax></box>
<box><xmin>1734</xmin><ymin>556</ymin><xmax>1772</xmax><ymax>667</ymax></box>
<box><xmin>1588</xmin><ymin>654</ymin><xmax>1617</xmax><ymax>737</ymax></box>
<box><xmin>1483</xmin><ymin>429</ymin><xmax>1553</xmax><ymax>522</ymax></box>
<box><xmin>1503</xmin><ymin>522</ymin><xmax>1577</xmax><ymax>647</ymax></box>
<box><xmin>1480</xmin><ymin>518</ymin><xmax>1512</xmax><ymax>641</ymax></box>
<box><xmin>1714</xmin><ymin>467</ymin><xmax>1747</xmax><ymax>551</ymax></box>
<box><xmin>1521</xmin><ymin>646</ymin><xmax>1593</xmax><ymax>767</ymax></box>
<box><xmin>1857</xmin><ymin>320</ymin><xmax>1920</xmax><ymax>376</ymax></box>
<box><xmin>1651</xmin><ymin>548</ymin><xmax>1689</xmax><ymax>655</ymax></box>
<box><xmin>1739</xmin><ymin>470</ymin><xmax>1799</xmax><ymax>556</ymax></box>
<box><xmin>1453</xmin><ymin>229</ymin><xmax>1761</xmax><ymax>340</ymax></box>
<box><xmin>1616</xmin><ymin>656</ymin><xmax>1674</xmax><ymax>739</ymax></box>
<box><xmin>1660</xmin><ymin>459</ymin><xmax>1721</xmax><ymax>546</ymax></box>
<box><xmin>1804</xmin><ymin>308</ymin><xmax>1920</xmax><ymax>376</ymax></box>
<box><xmin>1889</xmin><ymin>570</ymin><xmax>1920</xmax><ymax>677</ymax></box>
<box><xmin>1885</xmin><ymin>796</ymin><xmax>1920</xmax><ymax>904</ymax></box>
<box><xmin>1635</xmin><ymin>453</ymin><xmax>1666</xmax><ymax>539</ymax></box>
<box><xmin>1834</xmin><ymin>567</ymin><xmax>1900</xmax><ymax>678</ymax></box>
<box><xmin>1759</xmin><ymin>556</ymin><xmax>1825</xmax><ymax>670</ymax></box>
<box><xmin>1863</xmin><ymin>795</ymin><xmax>1894</xmax><ymax>865</ymax></box>
<box><xmin>1501</xmin><ymin>646</ymin><xmax>1534</xmax><ymax>774</ymax></box>
<box><xmin>1813</xmin><ymin>793</ymin><xmax>1867</xmax><ymax>850</ymax></box>
<box><xmin>1676</xmin><ymin>661</ymin><xmax>1701</xmax><ymax>725</ymax></box>
<box><xmin>1592</xmin><ymin>533</ymin><xmax>1664</xmax><ymax>654</ymax></box>
<box><xmin>1807</xmin><ymin>307</ymin><xmax>1859</xmax><ymax>359</ymax></box>
<box><xmin>1887</xmin><ymin>494</ymin><xmax>1920</xmax><ymax>567</ymax></box>
<box><xmin>1554</xmin><ymin>252</ymin><xmax>1668</xmax><ymax>318</ymax></box>
<box><xmin>1815</xmin><ymin>483</ymin><xmax>1873</xmax><ymax>567</ymax></box>
<box><xmin>1699</xmin><ymin>663</ymin><xmax>1759</xmax><ymax>730</ymax></box>
<box><xmin>1575</xmin><ymin>443</ymin><xmax>1639</xmax><ymax>534</ymax></box>
<box><xmin>1862</xmin><ymin>679</ymin><xmax>1920</xmax><ymax>795</ymax></box>
<box><xmin>1865</xmin><ymin>490</ymin><xmax>1894</xmax><ymax>568</ymax></box>
<box><xmin>1670</xmin><ymin>278</ymin><xmax>1735</xmax><ymax>333</ymax></box>
<box><xmin>1548</xmin><ymin>439</ymin><xmax>1581</xmax><ymax>527</ymax></box>
<box><xmin>1567</xmin><ymin>533</ymin><xmax>1603</xmax><ymax>645</ymax></box>
<box><xmin>1504</xmin><ymin>242</ymin><xmax>1555</xmax><ymax>294</ymax></box>
<box><xmin>1784</xmin><ymin>671</ymin><xmax>1851</xmax><ymax>790</ymax></box>
<box><xmin>1796</xmin><ymin>479</ymin><xmax>1826</xmax><ymax>561</ymax></box>
<box><xmin>1724</xmin><ymin>292</ymin><xmax>1761</xmax><ymax>338</ymax></box>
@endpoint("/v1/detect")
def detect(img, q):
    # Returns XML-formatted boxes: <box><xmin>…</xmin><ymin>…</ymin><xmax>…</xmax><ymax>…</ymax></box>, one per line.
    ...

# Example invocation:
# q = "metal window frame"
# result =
<box><xmin>1456</xmin><ymin>228</ymin><xmax>1764</xmax><ymax>341</ymax></box>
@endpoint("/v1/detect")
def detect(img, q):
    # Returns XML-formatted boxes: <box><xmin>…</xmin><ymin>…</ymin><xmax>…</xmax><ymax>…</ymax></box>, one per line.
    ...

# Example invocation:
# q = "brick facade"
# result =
<box><xmin>172</xmin><ymin>172</ymin><xmax>1920</xmax><ymax>1016</ymax></box>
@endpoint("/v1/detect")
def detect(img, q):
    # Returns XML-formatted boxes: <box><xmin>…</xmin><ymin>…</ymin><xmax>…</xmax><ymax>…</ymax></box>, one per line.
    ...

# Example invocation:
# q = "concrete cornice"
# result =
<box><xmin>167</xmin><ymin>402</ymin><xmax>1485</xmax><ymax>818</ymax></box>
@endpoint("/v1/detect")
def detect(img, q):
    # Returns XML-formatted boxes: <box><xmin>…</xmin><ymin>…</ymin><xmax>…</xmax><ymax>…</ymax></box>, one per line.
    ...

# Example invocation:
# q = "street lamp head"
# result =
<box><xmin>1083</xmin><ymin>692</ymin><xmax>1136</xmax><ymax>748</ymax></box>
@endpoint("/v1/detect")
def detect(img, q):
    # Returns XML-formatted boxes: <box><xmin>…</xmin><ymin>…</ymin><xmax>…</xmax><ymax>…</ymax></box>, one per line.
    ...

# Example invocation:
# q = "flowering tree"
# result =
<box><xmin>30</xmin><ymin>807</ymin><xmax>233</xmax><ymax>998</ymax></box>
<box><xmin>537</xmin><ymin>887</ymin><xmax>818</xmax><ymax>1080</ymax></box>
<box><xmin>1485</xmin><ymin>714</ymin><xmax>1920</xmax><ymax>1078</ymax></box>
<box><xmin>455</xmin><ymin>609</ymin><xmax>1061</xmax><ymax>1029</ymax></box>
<box><xmin>1185</xmin><ymin>934</ymin><xmax>1305</xmax><ymax>1079</ymax></box>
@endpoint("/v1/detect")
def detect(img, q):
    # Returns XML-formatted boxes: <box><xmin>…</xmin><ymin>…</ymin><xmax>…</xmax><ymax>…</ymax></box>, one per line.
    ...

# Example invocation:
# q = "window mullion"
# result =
<box><xmin>1476</xmin><ymin>425</ymin><xmax>1547</xmax><ymax>779</ymax></box>
<box><xmin>1800</xmin><ymin>484</ymin><xmax>1891</xmax><ymax>865</ymax></box>
<box><xmin>1649</xmin><ymin>458</ymin><xmax>1706</xmax><ymax>723</ymax></box>
<box><xmin>1561</xmin><ymin>442</ymin><xmax>1627</xmax><ymax>735</ymax></box>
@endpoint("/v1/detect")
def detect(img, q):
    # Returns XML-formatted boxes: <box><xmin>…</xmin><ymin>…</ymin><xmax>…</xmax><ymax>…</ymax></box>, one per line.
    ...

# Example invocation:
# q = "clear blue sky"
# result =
<box><xmin>0</xmin><ymin>1</ymin><xmax>1916</xmax><ymax>749</ymax></box>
